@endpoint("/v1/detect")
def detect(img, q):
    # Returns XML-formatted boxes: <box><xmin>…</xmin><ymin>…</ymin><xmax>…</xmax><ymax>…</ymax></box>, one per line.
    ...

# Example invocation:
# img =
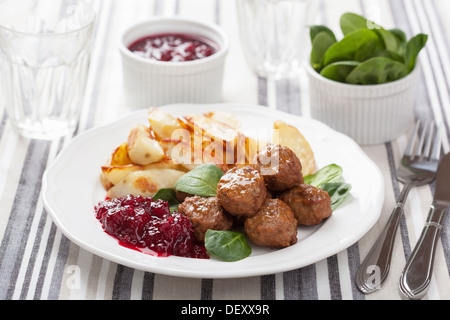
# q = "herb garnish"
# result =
<box><xmin>304</xmin><ymin>164</ymin><xmax>352</xmax><ymax>211</ymax></box>
<box><xmin>204</xmin><ymin>230</ymin><xmax>252</xmax><ymax>262</ymax></box>
<box><xmin>173</xmin><ymin>164</ymin><xmax>224</xmax><ymax>197</ymax></box>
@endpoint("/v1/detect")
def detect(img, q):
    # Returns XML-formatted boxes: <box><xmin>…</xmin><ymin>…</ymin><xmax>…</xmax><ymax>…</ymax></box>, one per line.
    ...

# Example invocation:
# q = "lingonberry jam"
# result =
<box><xmin>94</xmin><ymin>195</ymin><xmax>209</xmax><ymax>259</ymax></box>
<box><xmin>128</xmin><ymin>33</ymin><xmax>218</xmax><ymax>62</ymax></box>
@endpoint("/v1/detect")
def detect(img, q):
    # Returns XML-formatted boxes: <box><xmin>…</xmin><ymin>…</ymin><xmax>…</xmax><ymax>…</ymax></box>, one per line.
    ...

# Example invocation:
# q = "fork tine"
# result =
<box><xmin>405</xmin><ymin>121</ymin><xmax>420</xmax><ymax>157</ymax></box>
<box><xmin>430</xmin><ymin>122</ymin><xmax>443</xmax><ymax>160</ymax></box>
<box><xmin>415</xmin><ymin>121</ymin><xmax>429</xmax><ymax>158</ymax></box>
<box><xmin>423</xmin><ymin>121</ymin><xmax>435</xmax><ymax>159</ymax></box>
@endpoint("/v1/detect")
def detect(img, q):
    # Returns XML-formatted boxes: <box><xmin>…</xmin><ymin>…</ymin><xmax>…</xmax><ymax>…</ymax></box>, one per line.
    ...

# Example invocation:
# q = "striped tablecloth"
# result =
<box><xmin>1</xmin><ymin>0</ymin><xmax>449</xmax><ymax>301</ymax></box>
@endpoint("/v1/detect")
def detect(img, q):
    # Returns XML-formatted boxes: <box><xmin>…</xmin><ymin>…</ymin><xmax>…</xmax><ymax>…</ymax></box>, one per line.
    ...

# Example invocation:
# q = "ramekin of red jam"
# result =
<box><xmin>128</xmin><ymin>33</ymin><xmax>219</xmax><ymax>62</ymax></box>
<box><xmin>119</xmin><ymin>17</ymin><xmax>229</xmax><ymax>108</ymax></box>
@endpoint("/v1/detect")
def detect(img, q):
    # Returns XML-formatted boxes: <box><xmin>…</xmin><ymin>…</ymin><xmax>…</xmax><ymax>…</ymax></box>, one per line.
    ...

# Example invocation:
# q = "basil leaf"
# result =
<box><xmin>304</xmin><ymin>164</ymin><xmax>343</xmax><ymax>188</ymax></box>
<box><xmin>152</xmin><ymin>188</ymin><xmax>179</xmax><ymax>213</ymax></box>
<box><xmin>321</xmin><ymin>182</ymin><xmax>352</xmax><ymax>211</ymax></box>
<box><xmin>173</xmin><ymin>164</ymin><xmax>224</xmax><ymax>197</ymax></box>
<box><xmin>204</xmin><ymin>230</ymin><xmax>252</xmax><ymax>262</ymax></box>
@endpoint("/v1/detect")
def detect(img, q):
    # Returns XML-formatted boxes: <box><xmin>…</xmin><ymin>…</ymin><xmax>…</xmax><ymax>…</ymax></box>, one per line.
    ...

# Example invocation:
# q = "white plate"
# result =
<box><xmin>42</xmin><ymin>103</ymin><xmax>384</xmax><ymax>278</ymax></box>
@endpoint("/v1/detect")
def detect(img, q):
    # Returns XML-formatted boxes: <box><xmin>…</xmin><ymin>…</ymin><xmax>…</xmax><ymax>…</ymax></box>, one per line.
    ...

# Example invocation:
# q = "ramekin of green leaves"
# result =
<box><xmin>306</xmin><ymin>12</ymin><xmax>427</xmax><ymax>145</ymax></box>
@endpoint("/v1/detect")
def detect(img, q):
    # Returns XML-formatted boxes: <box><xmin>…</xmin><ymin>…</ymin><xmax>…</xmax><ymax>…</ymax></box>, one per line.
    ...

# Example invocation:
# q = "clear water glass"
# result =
<box><xmin>0</xmin><ymin>0</ymin><xmax>95</xmax><ymax>140</ymax></box>
<box><xmin>236</xmin><ymin>0</ymin><xmax>313</xmax><ymax>79</ymax></box>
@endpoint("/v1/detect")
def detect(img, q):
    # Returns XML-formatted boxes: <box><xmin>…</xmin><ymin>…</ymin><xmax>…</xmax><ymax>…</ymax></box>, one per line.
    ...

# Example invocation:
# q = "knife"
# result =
<box><xmin>399</xmin><ymin>152</ymin><xmax>450</xmax><ymax>300</ymax></box>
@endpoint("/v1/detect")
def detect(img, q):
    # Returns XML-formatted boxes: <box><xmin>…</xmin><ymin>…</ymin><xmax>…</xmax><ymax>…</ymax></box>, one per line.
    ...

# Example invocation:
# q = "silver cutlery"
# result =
<box><xmin>399</xmin><ymin>151</ymin><xmax>450</xmax><ymax>300</ymax></box>
<box><xmin>356</xmin><ymin>121</ymin><xmax>442</xmax><ymax>294</ymax></box>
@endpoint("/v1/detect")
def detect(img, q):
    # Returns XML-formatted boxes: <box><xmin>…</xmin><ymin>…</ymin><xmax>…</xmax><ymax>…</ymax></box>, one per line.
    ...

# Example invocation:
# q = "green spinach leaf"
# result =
<box><xmin>340</xmin><ymin>13</ymin><xmax>403</xmax><ymax>56</ymax></box>
<box><xmin>310</xmin><ymin>31</ymin><xmax>336</xmax><ymax>71</ymax></box>
<box><xmin>173</xmin><ymin>164</ymin><xmax>224</xmax><ymax>197</ymax></box>
<box><xmin>310</xmin><ymin>25</ymin><xmax>337</xmax><ymax>43</ymax></box>
<box><xmin>321</xmin><ymin>182</ymin><xmax>352</xmax><ymax>211</ymax></box>
<box><xmin>304</xmin><ymin>164</ymin><xmax>343</xmax><ymax>188</ymax></box>
<box><xmin>378</xmin><ymin>49</ymin><xmax>405</xmax><ymax>63</ymax></box>
<box><xmin>309</xmin><ymin>13</ymin><xmax>427</xmax><ymax>84</ymax></box>
<box><xmin>304</xmin><ymin>164</ymin><xmax>352</xmax><ymax>211</ymax></box>
<box><xmin>322</xmin><ymin>29</ymin><xmax>381</xmax><ymax>66</ymax></box>
<box><xmin>375</xmin><ymin>28</ymin><xmax>403</xmax><ymax>56</ymax></box>
<box><xmin>152</xmin><ymin>188</ymin><xmax>180</xmax><ymax>213</ymax></box>
<box><xmin>320</xmin><ymin>60</ymin><xmax>360</xmax><ymax>82</ymax></box>
<box><xmin>405</xmin><ymin>33</ymin><xmax>428</xmax><ymax>73</ymax></box>
<box><xmin>388</xmin><ymin>28</ymin><xmax>407</xmax><ymax>57</ymax></box>
<box><xmin>340</xmin><ymin>12</ymin><xmax>378</xmax><ymax>35</ymax></box>
<box><xmin>389</xmin><ymin>28</ymin><xmax>407</xmax><ymax>44</ymax></box>
<box><xmin>345</xmin><ymin>57</ymin><xmax>408</xmax><ymax>84</ymax></box>
<box><xmin>204</xmin><ymin>230</ymin><xmax>252</xmax><ymax>262</ymax></box>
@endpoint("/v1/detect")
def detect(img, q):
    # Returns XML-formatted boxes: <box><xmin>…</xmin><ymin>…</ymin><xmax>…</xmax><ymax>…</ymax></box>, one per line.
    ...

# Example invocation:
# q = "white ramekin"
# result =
<box><xmin>306</xmin><ymin>62</ymin><xmax>420</xmax><ymax>145</ymax></box>
<box><xmin>119</xmin><ymin>17</ymin><xmax>229</xmax><ymax>109</ymax></box>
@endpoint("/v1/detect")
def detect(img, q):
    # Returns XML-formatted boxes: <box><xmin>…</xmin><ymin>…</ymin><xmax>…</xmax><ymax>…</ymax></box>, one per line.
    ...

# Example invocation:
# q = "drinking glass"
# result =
<box><xmin>0</xmin><ymin>0</ymin><xmax>96</xmax><ymax>140</ymax></box>
<box><xmin>236</xmin><ymin>0</ymin><xmax>313</xmax><ymax>79</ymax></box>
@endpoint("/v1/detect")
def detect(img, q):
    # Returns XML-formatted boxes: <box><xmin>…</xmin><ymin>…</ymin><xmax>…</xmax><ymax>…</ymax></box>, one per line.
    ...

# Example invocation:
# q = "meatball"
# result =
<box><xmin>217</xmin><ymin>165</ymin><xmax>267</xmax><ymax>217</ymax></box>
<box><xmin>175</xmin><ymin>190</ymin><xmax>194</xmax><ymax>203</ymax></box>
<box><xmin>279</xmin><ymin>184</ymin><xmax>332</xmax><ymax>226</ymax></box>
<box><xmin>244</xmin><ymin>198</ymin><xmax>298</xmax><ymax>248</ymax></box>
<box><xmin>178</xmin><ymin>196</ymin><xmax>233</xmax><ymax>242</ymax></box>
<box><xmin>254</xmin><ymin>144</ymin><xmax>303</xmax><ymax>192</ymax></box>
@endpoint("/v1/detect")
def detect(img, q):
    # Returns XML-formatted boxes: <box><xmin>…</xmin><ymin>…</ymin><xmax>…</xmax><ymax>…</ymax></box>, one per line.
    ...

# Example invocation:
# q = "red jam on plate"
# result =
<box><xmin>128</xmin><ymin>33</ymin><xmax>219</xmax><ymax>62</ymax></box>
<box><xmin>94</xmin><ymin>195</ymin><xmax>209</xmax><ymax>259</ymax></box>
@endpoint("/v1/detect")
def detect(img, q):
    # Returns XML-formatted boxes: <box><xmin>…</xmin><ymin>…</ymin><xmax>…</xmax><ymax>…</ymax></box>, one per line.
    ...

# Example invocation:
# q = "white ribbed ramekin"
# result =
<box><xmin>306</xmin><ymin>62</ymin><xmax>420</xmax><ymax>145</ymax></box>
<box><xmin>119</xmin><ymin>17</ymin><xmax>229</xmax><ymax>109</ymax></box>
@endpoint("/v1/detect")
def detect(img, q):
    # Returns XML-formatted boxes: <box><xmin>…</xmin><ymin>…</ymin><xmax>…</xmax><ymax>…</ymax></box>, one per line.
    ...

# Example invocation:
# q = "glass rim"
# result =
<box><xmin>0</xmin><ymin>0</ymin><xmax>96</xmax><ymax>37</ymax></box>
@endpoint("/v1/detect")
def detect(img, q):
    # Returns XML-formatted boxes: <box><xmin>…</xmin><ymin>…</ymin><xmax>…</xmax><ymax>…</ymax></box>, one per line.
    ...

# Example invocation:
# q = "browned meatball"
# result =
<box><xmin>175</xmin><ymin>190</ymin><xmax>193</xmax><ymax>203</ymax></box>
<box><xmin>254</xmin><ymin>144</ymin><xmax>303</xmax><ymax>192</ymax></box>
<box><xmin>244</xmin><ymin>198</ymin><xmax>298</xmax><ymax>248</ymax></box>
<box><xmin>217</xmin><ymin>165</ymin><xmax>267</xmax><ymax>217</ymax></box>
<box><xmin>231</xmin><ymin>189</ymin><xmax>274</xmax><ymax>226</ymax></box>
<box><xmin>279</xmin><ymin>184</ymin><xmax>332</xmax><ymax>226</ymax></box>
<box><xmin>178</xmin><ymin>196</ymin><xmax>233</xmax><ymax>242</ymax></box>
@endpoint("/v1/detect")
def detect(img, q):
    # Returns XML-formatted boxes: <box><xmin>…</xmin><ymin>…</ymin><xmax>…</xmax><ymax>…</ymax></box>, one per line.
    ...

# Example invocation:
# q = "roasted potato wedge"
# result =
<box><xmin>127</xmin><ymin>124</ymin><xmax>165</xmax><ymax>165</ymax></box>
<box><xmin>101</xmin><ymin>164</ymin><xmax>142</xmax><ymax>186</ymax></box>
<box><xmin>245</xmin><ymin>136</ymin><xmax>268</xmax><ymax>165</ymax></box>
<box><xmin>203</xmin><ymin>111</ymin><xmax>241</xmax><ymax>130</ymax></box>
<box><xmin>184</xmin><ymin>114</ymin><xmax>239</xmax><ymax>152</ymax></box>
<box><xmin>273</xmin><ymin>120</ymin><xmax>316</xmax><ymax>176</ymax></box>
<box><xmin>160</xmin><ymin>138</ymin><xmax>230</xmax><ymax>172</ymax></box>
<box><xmin>106</xmin><ymin>167</ymin><xmax>186</xmax><ymax>199</ymax></box>
<box><xmin>110</xmin><ymin>142</ymin><xmax>132</xmax><ymax>166</ymax></box>
<box><xmin>159</xmin><ymin>138</ymin><xmax>198</xmax><ymax>170</ymax></box>
<box><xmin>100</xmin><ymin>172</ymin><xmax>114</xmax><ymax>191</ymax></box>
<box><xmin>147</xmin><ymin>107</ymin><xmax>183</xmax><ymax>140</ymax></box>
<box><xmin>140</xmin><ymin>158</ymin><xmax>188</xmax><ymax>172</ymax></box>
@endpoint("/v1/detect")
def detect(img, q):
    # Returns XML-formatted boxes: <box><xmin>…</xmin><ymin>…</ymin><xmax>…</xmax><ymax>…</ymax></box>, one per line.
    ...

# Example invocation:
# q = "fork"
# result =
<box><xmin>355</xmin><ymin>121</ymin><xmax>442</xmax><ymax>294</ymax></box>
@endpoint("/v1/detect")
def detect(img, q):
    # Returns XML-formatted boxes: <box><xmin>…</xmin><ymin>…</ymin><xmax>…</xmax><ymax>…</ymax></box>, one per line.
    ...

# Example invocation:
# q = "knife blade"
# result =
<box><xmin>399</xmin><ymin>152</ymin><xmax>450</xmax><ymax>300</ymax></box>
